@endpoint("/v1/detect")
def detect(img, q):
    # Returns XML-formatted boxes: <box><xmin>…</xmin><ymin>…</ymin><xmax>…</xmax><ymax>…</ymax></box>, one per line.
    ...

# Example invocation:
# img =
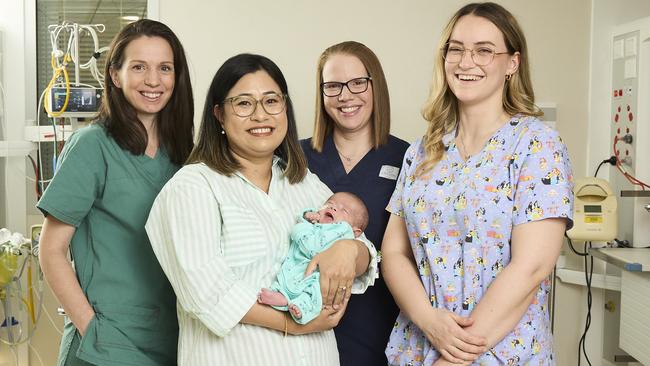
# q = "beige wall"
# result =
<box><xmin>159</xmin><ymin>0</ymin><xmax>590</xmax><ymax>177</ymax></box>
<box><xmin>159</xmin><ymin>0</ymin><xmax>592</xmax><ymax>364</ymax></box>
<box><xmin>23</xmin><ymin>1</ymin><xmax>599</xmax><ymax>365</ymax></box>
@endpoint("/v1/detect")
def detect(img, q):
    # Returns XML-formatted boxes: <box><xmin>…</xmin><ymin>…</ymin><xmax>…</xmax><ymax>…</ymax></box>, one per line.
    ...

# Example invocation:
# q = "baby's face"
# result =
<box><xmin>316</xmin><ymin>196</ymin><xmax>358</xmax><ymax>226</ymax></box>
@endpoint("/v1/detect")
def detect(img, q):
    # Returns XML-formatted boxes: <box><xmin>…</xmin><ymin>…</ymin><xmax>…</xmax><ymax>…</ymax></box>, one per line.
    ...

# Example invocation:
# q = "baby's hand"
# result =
<box><xmin>304</xmin><ymin>211</ymin><xmax>320</xmax><ymax>223</ymax></box>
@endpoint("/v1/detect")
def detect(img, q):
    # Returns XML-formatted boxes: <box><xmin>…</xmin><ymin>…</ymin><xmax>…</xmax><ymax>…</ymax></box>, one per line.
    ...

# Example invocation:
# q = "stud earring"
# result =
<box><xmin>505</xmin><ymin>74</ymin><xmax>512</xmax><ymax>81</ymax></box>
<box><xmin>221</xmin><ymin>129</ymin><xmax>225</xmax><ymax>135</ymax></box>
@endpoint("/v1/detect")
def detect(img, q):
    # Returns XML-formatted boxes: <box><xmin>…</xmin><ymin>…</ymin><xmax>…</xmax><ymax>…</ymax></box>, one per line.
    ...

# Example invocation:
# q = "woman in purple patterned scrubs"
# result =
<box><xmin>381</xmin><ymin>3</ymin><xmax>574</xmax><ymax>365</ymax></box>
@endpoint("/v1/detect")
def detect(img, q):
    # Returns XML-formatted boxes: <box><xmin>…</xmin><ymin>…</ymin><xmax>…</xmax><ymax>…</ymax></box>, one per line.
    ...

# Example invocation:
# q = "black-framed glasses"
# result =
<box><xmin>442</xmin><ymin>43</ymin><xmax>510</xmax><ymax>66</ymax></box>
<box><xmin>222</xmin><ymin>93</ymin><xmax>287</xmax><ymax>117</ymax></box>
<box><xmin>321</xmin><ymin>77</ymin><xmax>372</xmax><ymax>97</ymax></box>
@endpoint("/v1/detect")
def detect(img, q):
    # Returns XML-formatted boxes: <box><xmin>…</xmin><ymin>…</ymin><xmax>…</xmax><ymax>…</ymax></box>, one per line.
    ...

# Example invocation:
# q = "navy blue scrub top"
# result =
<box><xmin>301</xmin><ymin>134</ymin><xmax>409</xmax><ymax>366</ymax></box>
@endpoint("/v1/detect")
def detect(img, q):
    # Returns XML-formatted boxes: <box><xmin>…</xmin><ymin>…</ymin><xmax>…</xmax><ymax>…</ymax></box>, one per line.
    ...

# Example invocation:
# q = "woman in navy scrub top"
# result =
<box><xmin>301</xmin><ymin>41</ymin><xmax>409</xmax><ymax>366</ymax></box>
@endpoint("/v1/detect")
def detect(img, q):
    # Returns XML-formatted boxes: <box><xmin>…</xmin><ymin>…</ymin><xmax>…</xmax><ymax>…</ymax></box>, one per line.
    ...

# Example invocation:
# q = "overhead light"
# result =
<box><xmin>120</xmin><ymin>15</ymin><xmax>140</xmax><ymax>22</ymax></box>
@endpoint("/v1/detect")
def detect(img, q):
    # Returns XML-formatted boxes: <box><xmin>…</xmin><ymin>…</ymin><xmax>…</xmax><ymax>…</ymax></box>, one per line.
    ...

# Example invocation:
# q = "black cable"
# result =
<box><xmin>574</xmin><ymin>158</ymin><xmax>615</xmax><ymax>364</ymax></box>
<box><xmin>577</xmin><ymin>242</ymin><xmax>594</xmax><ymax>366</ymax></box>
<box><xmin>575</xmin><ymin>158</ymin><xmax>616</xmax><ymax>364</ymax></box>
<box><xmin>566</xmin><ymin>235</ymin><xmax>588</xmax><ymax>256</ymax></box>
<box><xmin>35</xmin><ymin>149</ymin><xmax>44</xmax><ymax>195</ymax></box>
<box><xmin>594</xmin><ymin>156</ymin><xmax>617</xmax><ymax>178</ymax></box>
<box><xmin>565</xmin><ymin>236</ymin><xmax>591</xmax><ymax>365</ymax></box>
<box><xmin>594</xmin><ymin>161</ymin><xmax>606</xmax><ymax>178</ymax></box>
<box><xmin>551</xmin><ymin>265</ymin><xmax>557</xmax><ymax>334</ymax></box>
<box><xmin>584</xmin><ymin>242</ymin><xmax>593</xmax><ymax>366</ymax></box>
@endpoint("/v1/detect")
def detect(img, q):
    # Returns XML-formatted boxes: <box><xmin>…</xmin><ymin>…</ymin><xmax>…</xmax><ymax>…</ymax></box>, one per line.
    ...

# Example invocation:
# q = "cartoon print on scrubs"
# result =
<box><xmin>385</xmin><ymin>115</ymin><xmax>573</xmax><ymax>366</ymax></box>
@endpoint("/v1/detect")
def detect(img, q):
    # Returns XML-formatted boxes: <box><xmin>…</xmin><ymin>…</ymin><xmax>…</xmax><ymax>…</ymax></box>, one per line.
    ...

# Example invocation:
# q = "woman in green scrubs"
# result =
<box><xmin>37</xmin><ymin>19</ymin><xmax>194</xmax><ymax>366</ymax></box>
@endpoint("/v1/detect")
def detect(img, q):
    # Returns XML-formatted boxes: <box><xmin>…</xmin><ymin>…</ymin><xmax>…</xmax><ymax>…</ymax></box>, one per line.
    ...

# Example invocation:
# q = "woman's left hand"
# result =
<box><xmin>305</xmin><ymin>239</ymin><xmax>358</xmax><ymax>309</ymax></box>
<box><xmin>290</xmin><ymin>296</ymin><xmax>349</xmax><ymax>335</ymax></box>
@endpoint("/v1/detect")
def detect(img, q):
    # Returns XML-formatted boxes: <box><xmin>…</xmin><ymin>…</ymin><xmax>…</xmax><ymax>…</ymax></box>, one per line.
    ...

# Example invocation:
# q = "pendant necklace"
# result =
<box><xmin>337</xmin><ymin>149</ymin><xmax>355</xmax><ymax>165</ymax></box>
<box><xmin>335</xmin><ymin>142</ymin><xmax>368</xmax><ymax>166</ymax></box>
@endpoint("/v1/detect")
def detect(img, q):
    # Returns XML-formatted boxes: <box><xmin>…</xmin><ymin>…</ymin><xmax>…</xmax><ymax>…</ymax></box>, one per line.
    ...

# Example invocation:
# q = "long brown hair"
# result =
<box><xmin>98</xmin><ymin>19</ymin><xmax>194</xmax><ymax>165</ymax></box>
<box><xmin>187</xmin><ymin>54</ymin><xmax>307</xmax><ymax>184</ymax></box>
<box><xmin>311</xmin><ymin>41</ymin><xmax>390</xmax><ymax>152</ymax></box>
<box><xmin>419</xmin><ymin>2</ymin><xmax>541</xmax><ymax>175</ymax></box>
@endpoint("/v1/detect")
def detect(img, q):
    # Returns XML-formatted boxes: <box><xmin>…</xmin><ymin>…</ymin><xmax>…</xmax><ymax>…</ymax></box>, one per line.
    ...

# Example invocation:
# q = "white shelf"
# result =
<box><xmin>556</xmin><ymin>267</ymin><xmax>622</xmax><ymax>291</ymax></box>
<box><xmin>24</xmin><ymin>125</ymin><xmax>74</xmax><ymax>142</ymax></box>
<box><xmin>0</xmin><ymin>140</ymin><xmax>34</xmax><ymax>157</ymax></box>
<box><xmin>591</xmin><ymin>248</ymin><xmax>650</xmax><ymax>272</ymax></box>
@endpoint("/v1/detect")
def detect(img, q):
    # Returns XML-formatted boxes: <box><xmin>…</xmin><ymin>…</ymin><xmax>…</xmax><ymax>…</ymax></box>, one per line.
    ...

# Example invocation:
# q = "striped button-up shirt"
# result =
<box><xmin>146</xmin><ymin>159</ymin><xmax>377</xmax><ymax>365</ymax></box>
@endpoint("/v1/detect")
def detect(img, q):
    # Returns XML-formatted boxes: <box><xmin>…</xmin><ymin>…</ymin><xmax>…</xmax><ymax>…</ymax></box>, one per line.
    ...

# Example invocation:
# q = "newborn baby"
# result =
<box><xmin>258</xmin><ymin>192</ymin><xmax>368</xmax><ymax>324</ymax></box>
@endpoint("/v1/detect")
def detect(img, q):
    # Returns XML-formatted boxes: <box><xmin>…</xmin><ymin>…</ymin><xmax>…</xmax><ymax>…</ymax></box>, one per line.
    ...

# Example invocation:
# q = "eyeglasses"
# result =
<box><xmin>222</xmin><ymin>93</ymin><xmax>287</xmax><ymax>117</ymax></box>
<box><xmin>442</xmin><ymin>43</ymin><xmax>510</xmax><ymax>66</ymax></box>
<box><xmin>321</xmin><ymin>77</ymin><xmax>372</xmax><ymax>97</ymax></box>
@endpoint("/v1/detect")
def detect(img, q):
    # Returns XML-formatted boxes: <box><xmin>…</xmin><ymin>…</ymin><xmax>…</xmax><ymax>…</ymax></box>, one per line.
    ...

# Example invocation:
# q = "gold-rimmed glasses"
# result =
<box><xmin>442</xmin><ymin>43</ymin><xmax>510</xmax><ymax>66</ymax></box>
<box><xmin>222</xmin><ymin>93</ymin><xmax>287</xmax><ymax>117</ymax></box>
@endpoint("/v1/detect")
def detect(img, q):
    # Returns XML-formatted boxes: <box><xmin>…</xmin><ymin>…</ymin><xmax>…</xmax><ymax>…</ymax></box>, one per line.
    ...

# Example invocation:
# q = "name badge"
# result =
<box><xmin>379</xmin><ymin>165</ymin><xmax>400</xmax><ymax>180</ymax></box>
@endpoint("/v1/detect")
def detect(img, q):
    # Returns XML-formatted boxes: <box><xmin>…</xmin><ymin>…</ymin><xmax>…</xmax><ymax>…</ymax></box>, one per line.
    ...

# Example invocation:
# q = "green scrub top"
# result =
<box><xmin>37</xmin><ymin>123</ymin><xmax>179</xmax><ymax>366</ymax></box>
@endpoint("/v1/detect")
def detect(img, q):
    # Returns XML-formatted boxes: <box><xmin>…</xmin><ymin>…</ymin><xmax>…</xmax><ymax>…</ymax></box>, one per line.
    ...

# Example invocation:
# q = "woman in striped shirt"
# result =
<box><xmin>146</xmin><ymin>53</ymin><xmax>378</xmax><ymax>366</ymax></box>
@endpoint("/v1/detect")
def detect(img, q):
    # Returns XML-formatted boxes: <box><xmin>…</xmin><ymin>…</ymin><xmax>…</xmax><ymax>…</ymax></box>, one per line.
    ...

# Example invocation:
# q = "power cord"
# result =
<box><xmin>594</xmin><ymin>156</ymin><xmax>617</xmax><ymax>178</ymax></box>
<box><xmin>578</xmin><ymin>241</ymin><xmax>594</xmax><ymax>366</ymax></box>
<box><xmin>572</xmin><ymin>155</ymin><xmax>617</xmax><ymax>366</ymax></box>
<box><xmin>566</xmin><ymin>235</ymin><xmax>588</xmax><ymax>257</ymax></box>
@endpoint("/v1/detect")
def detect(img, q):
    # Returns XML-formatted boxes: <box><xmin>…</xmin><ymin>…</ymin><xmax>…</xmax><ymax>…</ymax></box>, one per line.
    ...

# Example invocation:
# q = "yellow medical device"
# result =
<box><xmin>567</xmin><ymin>177</ymin><xmax>617</xmax><ymax>241</ymax></box>
<box><xmin>0</xmin><ymin>247</ymin><xmax>19</xmax><ymax>287</ymax></box>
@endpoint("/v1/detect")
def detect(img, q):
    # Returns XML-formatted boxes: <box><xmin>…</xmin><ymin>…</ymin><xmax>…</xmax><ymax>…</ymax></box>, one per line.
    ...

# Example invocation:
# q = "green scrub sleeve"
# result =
<box><xmin>37</xmin><ymin>127</ymin><xmax>105</xmax><ymax>227</ymax></box>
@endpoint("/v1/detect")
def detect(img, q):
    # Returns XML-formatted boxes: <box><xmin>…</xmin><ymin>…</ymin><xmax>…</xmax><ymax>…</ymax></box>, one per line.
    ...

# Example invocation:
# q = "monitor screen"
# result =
<box><xmin>584</xmin><ymin>205</ymin><xmax>602</xmax><ymax>213</ymax></box>
<box><xmin>51</xmin><ymin>87</ymin><xmax>102</xmax><ymax>114</ymax></box>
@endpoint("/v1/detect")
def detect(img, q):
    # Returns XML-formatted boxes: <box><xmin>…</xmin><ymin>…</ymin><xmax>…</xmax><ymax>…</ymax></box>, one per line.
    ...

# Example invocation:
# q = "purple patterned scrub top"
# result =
<box><xmin>385</xmin><ymin>116</ymin><xmax>574</xmax><ymax>366</ymax></box>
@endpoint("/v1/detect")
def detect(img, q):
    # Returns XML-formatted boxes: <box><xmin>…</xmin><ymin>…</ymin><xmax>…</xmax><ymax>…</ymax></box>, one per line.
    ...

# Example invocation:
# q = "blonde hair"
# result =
<box><xmin>419</xmin><ymin>2</ymin><xmax>542</xmax><ymax>176</ymax></box>
<box><xmin>311</xmin><ymin>41</ymin><xmax>390</xmax><ymax>152</ymax></box>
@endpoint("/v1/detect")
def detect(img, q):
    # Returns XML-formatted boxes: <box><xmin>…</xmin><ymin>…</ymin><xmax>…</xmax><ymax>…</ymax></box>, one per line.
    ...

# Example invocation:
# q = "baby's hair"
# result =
<box><xmin>331</xmin><ymin>192</ymin><xmax>369</xmax><ymax>232</ymax></box>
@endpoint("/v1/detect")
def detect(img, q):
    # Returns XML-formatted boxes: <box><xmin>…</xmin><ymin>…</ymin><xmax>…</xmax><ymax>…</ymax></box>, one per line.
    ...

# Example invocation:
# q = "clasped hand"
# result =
<box><xmin>304</xmin><ymin>239</ymin><xmax>358</xmax><ymax>310</ymax></box>
<box><xmin>290</xmin><ymin>298</ymin><xmax>348</xmax><ymax>335</ymax></box>
<box><xmin>420</xmin><ymin>308</ymin><xmax>488</xmax><ymax>364</ymax></box>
